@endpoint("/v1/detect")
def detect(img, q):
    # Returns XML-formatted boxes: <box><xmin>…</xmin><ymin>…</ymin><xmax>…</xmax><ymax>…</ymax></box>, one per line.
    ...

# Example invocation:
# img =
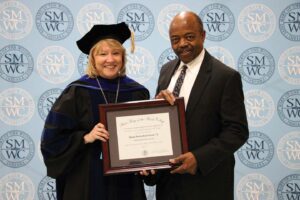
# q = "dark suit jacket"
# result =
<box><xmin>151</xmin><ymin>50</ymin><xmax>249</xmax><ymax>200</ymax></box>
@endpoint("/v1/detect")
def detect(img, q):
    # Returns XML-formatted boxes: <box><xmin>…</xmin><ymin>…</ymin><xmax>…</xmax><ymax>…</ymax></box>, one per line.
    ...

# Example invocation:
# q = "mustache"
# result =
<box><xmin>177</xmin><ymin>47</ymin><xmax>191</xmax><ymax>54</ymax></box>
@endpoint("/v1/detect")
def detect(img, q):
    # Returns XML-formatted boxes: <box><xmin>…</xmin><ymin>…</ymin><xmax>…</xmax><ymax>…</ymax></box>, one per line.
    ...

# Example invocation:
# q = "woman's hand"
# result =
<box><xmin>84</xmin><ymin>123</ymin><xmax>109</xmax><ymax>144</ymax></box>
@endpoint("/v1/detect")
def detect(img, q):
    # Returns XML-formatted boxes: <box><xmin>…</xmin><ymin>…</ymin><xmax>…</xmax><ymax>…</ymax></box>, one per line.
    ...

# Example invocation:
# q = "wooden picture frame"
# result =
<box><xmin>99</xmin><ymin>97</ymin><xmax>188</xmax><ymax>175</ymax></box>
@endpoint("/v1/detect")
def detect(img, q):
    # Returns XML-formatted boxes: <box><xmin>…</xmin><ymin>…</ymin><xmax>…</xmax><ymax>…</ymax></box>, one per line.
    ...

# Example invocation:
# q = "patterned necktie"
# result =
<box><xmin>172</xmin><ymin>65</ymin><xmax>187</xmax><ymax>97</ymax></box>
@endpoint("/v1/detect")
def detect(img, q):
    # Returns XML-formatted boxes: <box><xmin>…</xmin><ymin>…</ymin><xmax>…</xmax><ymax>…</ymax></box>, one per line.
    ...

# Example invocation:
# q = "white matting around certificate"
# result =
<box><xmin>116</xmin><ymin>112</ymin><xmax>173</xmax><ymax>160</ymax></box>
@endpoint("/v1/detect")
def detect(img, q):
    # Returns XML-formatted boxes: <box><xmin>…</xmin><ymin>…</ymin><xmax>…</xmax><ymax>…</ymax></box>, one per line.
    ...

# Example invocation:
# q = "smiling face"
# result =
<box><xmin>169</xmin><ymin>12</ymin><xmax>206</xmax><ymax>64</ymax></box>
<box><xmin>91</xmin><ymin>39</ymin><xmax>125</xmax><ymax>79</ymax></box>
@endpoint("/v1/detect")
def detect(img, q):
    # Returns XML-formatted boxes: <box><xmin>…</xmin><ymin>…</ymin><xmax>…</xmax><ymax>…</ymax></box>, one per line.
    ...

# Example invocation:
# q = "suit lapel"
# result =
<box><xmin>185</xmin><ymin>51</ymin><xmax>212</xmax><ymax>122</ymax></box>
<box><xmin>158</xmin><ymin>59</ymin><xmax>180</xmax><ymax>92</ymax></box>
<box><xmin>158</xmin><ymin>52</ymin><xmax>212</xmax><ymax>122</ymax></box>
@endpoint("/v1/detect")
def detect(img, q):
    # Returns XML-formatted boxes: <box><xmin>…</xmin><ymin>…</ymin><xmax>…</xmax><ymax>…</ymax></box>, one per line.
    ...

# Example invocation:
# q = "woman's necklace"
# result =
<box><xmin>96</xmin><ymin>77</ymin><xmax>120</xmax><ymax>104</ymax></box>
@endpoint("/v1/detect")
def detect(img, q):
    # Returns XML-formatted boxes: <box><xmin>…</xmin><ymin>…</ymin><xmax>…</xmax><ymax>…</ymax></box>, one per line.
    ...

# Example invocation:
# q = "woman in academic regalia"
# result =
<box><xmin>41</xmin><ymin>22</ymin><xmax>149</xmax><ymax>200</ymax></box>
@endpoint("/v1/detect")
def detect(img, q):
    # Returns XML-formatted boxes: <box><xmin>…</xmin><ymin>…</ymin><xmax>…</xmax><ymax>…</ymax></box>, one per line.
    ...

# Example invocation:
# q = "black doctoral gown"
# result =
<box><xmin>41</xmin><ymin>75</ymin><xmax>150</xmax><ymax>200</ymax></box>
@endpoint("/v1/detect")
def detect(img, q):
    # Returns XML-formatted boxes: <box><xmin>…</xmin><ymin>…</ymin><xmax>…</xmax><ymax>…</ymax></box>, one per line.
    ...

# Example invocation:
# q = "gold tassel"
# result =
<box><xmin>130</xmin><ymin>30</ymin><xmax>135</xmax><ymax>53</ymax></box>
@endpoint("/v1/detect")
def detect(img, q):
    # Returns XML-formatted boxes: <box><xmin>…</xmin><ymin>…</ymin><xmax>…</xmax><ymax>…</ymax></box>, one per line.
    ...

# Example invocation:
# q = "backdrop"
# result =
<box><xmin>0</xmin><ymin>0</ymin><xmax>299</xmax><ymax>199</ymax></box>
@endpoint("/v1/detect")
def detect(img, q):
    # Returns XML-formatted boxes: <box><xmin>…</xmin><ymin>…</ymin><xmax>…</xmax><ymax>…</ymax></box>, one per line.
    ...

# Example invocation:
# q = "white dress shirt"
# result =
<box><xmin>167</xmin><ymin>49</ymin><xmax>205</xmax><ymax>108</ymax></box>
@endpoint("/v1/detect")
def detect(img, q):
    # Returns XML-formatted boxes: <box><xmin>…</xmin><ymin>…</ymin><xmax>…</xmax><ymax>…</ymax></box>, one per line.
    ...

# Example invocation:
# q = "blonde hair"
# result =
<box><xmin>85</xmin><ymin>39</ymin><xmax>126</xmax><ymax>78</ymax></box>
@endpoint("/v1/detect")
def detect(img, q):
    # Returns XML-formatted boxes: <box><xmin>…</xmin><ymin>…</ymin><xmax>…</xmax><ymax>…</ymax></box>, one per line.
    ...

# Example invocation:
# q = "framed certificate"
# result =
<box><xmin>99</xmin><ymin>97</ymin><xmax>188</xmax><ymax>175</ymax></box>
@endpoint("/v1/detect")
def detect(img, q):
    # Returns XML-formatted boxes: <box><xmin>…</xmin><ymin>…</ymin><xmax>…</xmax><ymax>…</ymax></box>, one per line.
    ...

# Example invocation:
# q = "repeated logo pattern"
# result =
<box><xmin>245</xmin><ymin>89</ymin><xmax>275</xmax><ymax>127</ymax></box>
<box><xmin>37</xmin><ymin>46</ymin><xmax>75</xmax><ymax>84</ymax></box>
<box><xmin>38</xmin><ymin>176</ymin><xmax>57</xmax><ymax>200</ymax></box>
<box><xmin>157</xmin><ymin>47</ymin><xmax>177</xmax><ymax>71</ymax></box>
<box><xmin>0</xmin><ymin>1</ymin><xmax>33</xmax><ymax>40</ymax></box>
<box><xmin>76</xmin><ymin>3</ymin><xmax>114</xmax><ymax>35</ymax></box>
<box><xmin>238</xmin><ymin>47</ymin><xmax>275</xmax><ymax>84</ymax></box>
<box><xmin>279</xmin><ymin>3</ymin><xmax>300</xmax><ymax>41</ymax></box>
<box><xmin>277</xmin><ymin>89</ymin><xmax>300</xmax><ymax>127</ymax></box>
<box><xmin>277</xmin><ymin>174</ymin><xmax>300</xmax><ymax>200</ymax></box>
<box><xmin>236</xmin><ymin>173</ymin><xmax>274</xmax><ymax>200</ymax></box>
<box><xmin>237</xmin><ymin>131</ymin><xmax>274</xmax><ymax>169</ymax></box>
<box><xmin>117</xmin><ymin>3</ymin><xmax>155</xmax><ymax>41</ymax></box>
<box><xmin>207</xmin><ymin>46</ymin><xmax>235</xmax><ymax>69</ymax></box>
<box><xmin>0</xmin><ymin>88</ymin><xmax>35</xmax><ymax>126</ymax></box>
<box><xmin>157</xmin><ymin>4</ymin><xmax>190</xmax><ymax>40</ymax></box>
<box><xmin>0</xmin><ymin>44</ymin><xmax>34</xmax><ymax>83</ymax></box>
<box><xmin>199</xmin><ymin>3</ymin><xmax>235</xmax><ymax>41</ymax></box>
<box><xmin>0</xmin><ymin>130</ymin><xmax>35</xmax><ymax>168</ymax></box>
<box><xmin>38</xmin><ymin>88</ymin><xmax>63</xmax><ymax>120</ymax></box>
<box><xmin>0</xmin><ymin>2</ymin><xmax>299</xmax><ymax>200</ymax></box>
<box><xmin>0</xmin><ymin>172</ymin><xmax>35</xmax><ymax>200</ymax></box>
<box><xmin>126</xmin><ymin>46</ymin><xmax>155</xmax><ymax>84</ymax></box>
<box><xmin>238</xmin><ymin>4</ymin><xmax>276</xmax><ymax>42</ymax></box>
<box><xmin>77</xmin><ymin>53</ymin><xmax>89</xmax><ymax>76</ymax></box>
<box><xmin>36</xmin><ymin>2</ymin><xmax>74</xmax><ymax>40</ymax></box>
<box><xmin>278</xmin><ymin>46</ymin><xmax>300</xmax><ymax>85</ymax></box>
<box><xmin>277</xmin><ymin>131</ymin><xmax>300</xmax><ymax>170</ymax></box>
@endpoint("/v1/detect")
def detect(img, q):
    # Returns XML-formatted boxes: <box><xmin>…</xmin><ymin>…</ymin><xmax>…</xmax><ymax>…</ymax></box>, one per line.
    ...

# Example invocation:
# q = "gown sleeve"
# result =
<box><xmin>41</xmin><ymin>86</ymin><xmax>91</xmax><ymax>178</ymax></box>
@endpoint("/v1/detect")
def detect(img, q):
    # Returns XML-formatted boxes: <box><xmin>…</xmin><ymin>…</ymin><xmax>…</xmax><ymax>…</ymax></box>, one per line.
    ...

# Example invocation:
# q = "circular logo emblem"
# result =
<box><xmin>126</xmin><ymin>46</ymin><xmax>155</xmax><ymax>84</ymax></box>
<box><xmin>157</xmin><ymin>4</ymin><xmax>190</xmax><ymax>40</ymax></box>
<box><xmin>277</xmin><ymin>174</ymin><xmax>300</xmax><ymax>200</ymax></box>
<box><xmin>77</xmin><ymin>53</ymin><xmax>89</xmax><ymax>76</ymax></box>
<box><xmin>199</xmin><ymin>3</ymin><xmax>235</xmax><ymax>41</ymax></box>
<box><xmin>279</xmin><ymin>3</ymin><xmax>300</xmax><ymax>41</ymax></box>
<box><xmin>0</xmin><ymin>1</ymin><xmax>33</xmax><ymax>40</ymax></box>
<box><xmin>37</xmin><ymin>45</ymin><xmax>75</xmax><ymax>84</ymax></box>
<box><xmin>117</xmin><ymin>3</ymin><xmax>154</xmax><ymax>41</ymax></box>
<box><xmin>38</xmin><ymin>88</ymin><xmax>63</xmax><ymax>120</ymax></box>
<box><xmin>0</xmin><ymin>44</ymin><xmax>34</xmax><ymax>83</ymax></box>
<box><xmin>0</xmin><ymin>130</ymin><xmax>35</xmax><ymax>168</ymax></box>
<box><xmin>0</xmin><ymin>87</ymin><xmax>35</xmax><ymax>126</ymax></box>
<box><xmin>236</xmin><ymin>173</ymin><xmax>274</xmax><ymax>200</ymax></box>
<box><xmin>238</xmin><ymin>4</ymin><xmax>276</xmax><ymax>42</ymax></box>
<box><xmin>278</xmin><ymin>46</ymin><xmax>300</xmax><ymax>85</ymax></box>
<box><xmin>207</xmin><ymin>46</ymin><xmax>235</xmax><ymax>69</ymax></box>
<box><xmin>0</xmin><ymin>172</ymin><xmax>35</xmax><ymax>200</ymax></box>
<box><xmin>245</xmin><ymin>89</ymin><xmax>275</xmax><ymax>127</ymax></box>
<box><xmin>277</xmin><ymin>131</ymin><xmax>300</xmax><ymax>170</ymax></box>
<box><xmin>36</xmin><ymin>2</ymin><xmax>74</xmax><ymax>41</ymax></box>
<box><xmin>277</xmin><ymin>89</ymin><xmax>300</xmax><ymax>127</ymax></box>
<box><xmin>38</xmin><ymin>176</ymin><xmax>57</xmax><ymax>200</ymax></box>
<box><xmin>77</xmin><ymin>3</ymin><xmax>114</xmax><ymax>35</ymax></box>
<box><xmin>238</xmin><ymin>47</ymin><xmax>275</xmax><ymax>84</ymax></box>
<box><xmin>157</xmin><ymin>48</ymin><xmax>177</xmax><ymax>72</ymax></box>
<box><xmin>237</xmin><ymin>131</ymin><xmax>274</xmax><ymax>169</ymax></box>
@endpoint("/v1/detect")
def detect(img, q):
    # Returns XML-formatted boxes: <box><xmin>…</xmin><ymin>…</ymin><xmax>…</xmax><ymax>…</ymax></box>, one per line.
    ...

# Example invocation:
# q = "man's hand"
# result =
<box><xmin>139</xmin><ymin>169</ymin><xmax>156</xmax><ymax>176</ymax></box>
<box><xmin>156</xmin><ymin>89</ymin><xmax>176</xmax><ymax>105</ymax></box>
<box><xmin>169</xmin><ymin>152</ymin><xmax>197</xmax><ymax>175</ymax></box>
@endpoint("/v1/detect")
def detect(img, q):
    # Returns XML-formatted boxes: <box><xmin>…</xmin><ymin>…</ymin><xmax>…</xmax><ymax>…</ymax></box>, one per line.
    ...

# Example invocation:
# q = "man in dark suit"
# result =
<box><xmin>151</xmin><ymin>11</ymin><xmax>249</xmax><ymax>200</ymax></box>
